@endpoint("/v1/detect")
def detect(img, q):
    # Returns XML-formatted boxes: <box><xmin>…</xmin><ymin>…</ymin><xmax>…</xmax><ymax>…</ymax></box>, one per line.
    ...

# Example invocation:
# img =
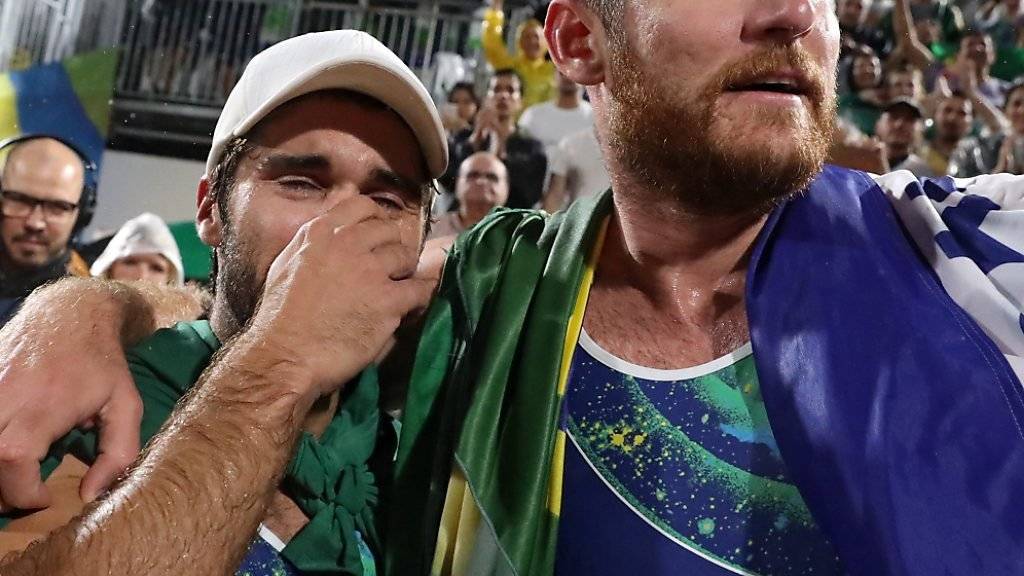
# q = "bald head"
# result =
<box><xmin>456</xmin><ymin>152</ymin><xmax>509</xmax><ymax>223</ymax></box>
<box><xmin>0</xmin><ymin>137</ymin><xmax>85</xmax><ymax>270</ymax></box>
<box><xmin>2</xmin><ymin>138</ymin><xmax>85</xmax><ymax>194</ymax></box>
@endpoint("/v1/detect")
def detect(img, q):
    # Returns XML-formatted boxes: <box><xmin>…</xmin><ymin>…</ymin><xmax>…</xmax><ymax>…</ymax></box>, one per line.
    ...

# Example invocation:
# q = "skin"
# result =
<box><xmin>852</xmin><ymin>52</ymin><xmax>882</xmax><ymax>93</ymax></box>
<box><xmin>555</xmin><ymin>72</ymin><xmax>584</xmax><ymax>108</ymax></box>
<box><xmin>0</xmin><ymin>0</ymin><xmax>842</xmax><ymax>567</ymax></box>
<box><xmin>470</xmin><ymin>73</ymin><xmax>523</xmax><ymax>158</ymax></box>
<box><xmin>876</xmin><ymin>108</ymin><xmax>923</xmax><ymax>164</ymax></box>
<box><xmin>448</xmin><ymin>86</ymin><xmax>479</xmax><ymax>124</ymax></box>
<box><xmin>886</xmin><ymin>69</ymin><xmax>923</xmax><ymax>102</ymax></box>
<box><xmin>0</xmin><ymin>139</ymin><xmax>84</xmax><ymax>271</ymax></box>
<box><xmin>0</xmin><ymin>91</ymin><xmax>435</xmax><ymax>574</ymax></box>
<box><xmin>455</xmin><ymin>152</ymin><xmax>509</xmax><ymax>227</ymax></box>
<box><xmin>1006</xmin><ymin>86</ymin><xmax>1024</xmax><ymax>134</ymax></box>
<box><xmin>519</xmin><ymin>22</ymin><xmax>546</xmax><ymax>60</ymax></box>
<box><xmin>546</xmin><ymin>0</ymin><xmax>839</xmax><ymax>366</ymax></box>
<box><xmin>106</xmin><ymin>254</ymin><xmax>175</xmax><ymax>285</ymax></box>
<box><xmin>838</xmin><ymin>0</ymin><xmax>870</xmax><ymax>28</ymax></box>
<box><xmin>931</xmin><ymin>96</ymin><xmax>973</xmax><ymax>157</ymax></box>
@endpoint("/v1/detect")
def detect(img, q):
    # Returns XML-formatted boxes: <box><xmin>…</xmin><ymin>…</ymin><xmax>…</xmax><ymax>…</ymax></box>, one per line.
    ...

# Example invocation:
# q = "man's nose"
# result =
<box><xmin>743</xmin><ymin>0</ymin><xmax>818</xmax><ymax>44</ymax></box>
<box><xmin>23</xmin><ymin>204</ymin><xmax>47</xmax><ymax>230</ymax></box>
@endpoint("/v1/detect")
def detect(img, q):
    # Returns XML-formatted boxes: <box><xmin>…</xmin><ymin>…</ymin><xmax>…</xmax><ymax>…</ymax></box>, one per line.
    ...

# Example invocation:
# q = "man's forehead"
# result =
<box><xmin>246</xmin><ymin>92</ymin><xmax>428</xmax><ymax>181</ymax></box>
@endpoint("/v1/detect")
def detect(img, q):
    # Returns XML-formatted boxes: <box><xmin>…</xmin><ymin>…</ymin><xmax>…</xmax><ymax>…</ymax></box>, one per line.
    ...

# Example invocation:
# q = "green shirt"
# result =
<box><xmin>2</xmin><ymin>320</ymin><xmax>384</xmax><ymax>575</ymax></box>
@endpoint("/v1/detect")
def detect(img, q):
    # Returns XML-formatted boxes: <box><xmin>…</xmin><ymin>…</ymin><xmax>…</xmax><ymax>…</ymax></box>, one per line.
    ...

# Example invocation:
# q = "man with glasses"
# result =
<box><xmin>0</xmin><ymin>136</ymin><xmax>90</xmax><ymax>325</ymax></box>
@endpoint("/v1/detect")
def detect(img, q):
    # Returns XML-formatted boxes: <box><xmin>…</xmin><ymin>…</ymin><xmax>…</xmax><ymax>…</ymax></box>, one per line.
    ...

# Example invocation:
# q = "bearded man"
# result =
<box><xmin>0</xmin><ymin>0</ymin><xmax>1023</xmax><ymax>575</ymax></box>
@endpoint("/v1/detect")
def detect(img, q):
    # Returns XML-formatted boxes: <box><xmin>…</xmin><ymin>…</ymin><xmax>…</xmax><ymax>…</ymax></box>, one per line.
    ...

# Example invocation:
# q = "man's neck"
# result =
<box><xmin>556</xmin><ymin>93</ymin><xmax>580</xmax><ymax>109</ymax></box>
<box><xmin>582</xmin><ymin>181</ymin><xmax>766</xmax><ymax>368</ymax></box>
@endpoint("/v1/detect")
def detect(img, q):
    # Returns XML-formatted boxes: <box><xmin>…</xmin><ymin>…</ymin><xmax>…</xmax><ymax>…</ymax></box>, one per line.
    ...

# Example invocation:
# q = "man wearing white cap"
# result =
<box><xmin>0</xmin><ymin>29</ymin><xmax>443</xmax><ymax>575</ymax></box>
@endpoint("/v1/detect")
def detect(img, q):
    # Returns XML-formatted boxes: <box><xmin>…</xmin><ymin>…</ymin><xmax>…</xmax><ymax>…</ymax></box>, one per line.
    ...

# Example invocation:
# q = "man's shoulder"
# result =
<box><xmin>127</xmin><ymin>320</ymin><xmax>220</xmax><ymax>396</ymax></box>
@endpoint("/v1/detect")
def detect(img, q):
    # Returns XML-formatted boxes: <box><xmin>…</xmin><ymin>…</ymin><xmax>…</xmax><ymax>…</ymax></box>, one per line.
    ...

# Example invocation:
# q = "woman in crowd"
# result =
<box><xmin>480</xmin><ymin>0</ymin><xmax>555</xmax><ymax>110</ymax></box>
<box><xmin>442</xmin><ymin>82</ymin><xmax>480</xmax><ymax>135</ymax></box>
<box><xmin>839</xmin><ymin>46</ymin><xmax>888</xmax><ymax>135</ymax></box>
<box><xmin>90</xmin><ymin>212</ymin><xmax>184</xmax><ymax>286</ymax></box>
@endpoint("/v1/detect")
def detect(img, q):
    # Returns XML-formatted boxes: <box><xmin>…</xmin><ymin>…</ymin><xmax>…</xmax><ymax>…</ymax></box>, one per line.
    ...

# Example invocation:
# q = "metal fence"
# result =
<box><xmin>1</xmin><ymin>0</ymin><xmax>532</xmax><ymax>106</ymax></box>
<box><xmin>0</xmin><ymin>0</ymin><xmax>124</xmax><ymax>73</ymax></box>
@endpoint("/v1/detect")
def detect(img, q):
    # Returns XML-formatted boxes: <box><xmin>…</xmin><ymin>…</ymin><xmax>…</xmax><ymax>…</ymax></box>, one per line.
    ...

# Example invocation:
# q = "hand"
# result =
<box><xmin>246</xmin><ymin>195</ymin><xmax>435</xmax><ymax>402</ymax></box>
<box><xmin>962</xmin><ymin>60</ymin><xmax>980</xmax><ymax>96</ymax></box>
<box><xmin>0</xmin><ymin>286</ymin><xmax>143</xmax><ymax>511</ymax></box>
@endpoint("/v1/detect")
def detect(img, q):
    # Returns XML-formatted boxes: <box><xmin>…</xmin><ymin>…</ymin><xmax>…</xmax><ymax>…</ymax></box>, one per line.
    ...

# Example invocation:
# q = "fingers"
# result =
<box><xmin>0</xmin><ymin>439</ymin><xmax>50</xmax><ymax>511</ymax></box>
<box><xmin>337</xmin><ymin>218</ymin><xmax>403</xmax><ymax>255</ymax></box>
<box><xmin>371</xmin><ymin>243</ymin><xmax>421</xmax><ymax>281</ymax></box>
<box><xmin>388</xmin><ymin>276</ymin><xmax>440</xmax><ymax>316</ymax></box>
<box><xmin>80</xmin><ymin>383</ymin><xmax>143</xmax><ymax>503</ymax></box>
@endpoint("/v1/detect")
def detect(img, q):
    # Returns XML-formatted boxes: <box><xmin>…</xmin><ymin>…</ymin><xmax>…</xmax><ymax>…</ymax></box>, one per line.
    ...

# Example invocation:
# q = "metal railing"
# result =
<box><xmin>0</xmin><ymin>0</ymin><xmax>124</xmax><ymax>73</ymax></box>
<box><xmin>1</xmin><ymin>0</ymin><xmax>532</xmax><ymax>114</ymax></box>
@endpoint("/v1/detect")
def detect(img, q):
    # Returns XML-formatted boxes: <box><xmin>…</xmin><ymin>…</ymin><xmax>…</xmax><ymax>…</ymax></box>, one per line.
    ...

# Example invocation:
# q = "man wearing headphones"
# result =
<box><xmin>0</xmin><ymin>135</ymin><xmax>93</xmax><ymax>325</ymax></box>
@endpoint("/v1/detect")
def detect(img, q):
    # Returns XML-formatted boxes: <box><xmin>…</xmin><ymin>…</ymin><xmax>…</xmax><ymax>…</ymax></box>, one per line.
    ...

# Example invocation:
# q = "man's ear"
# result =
<box><xmin>195</xmin><ymin>177</ymin><xmax>223</xmax><ymax>248</ymax></box>
<box><xmin>545</xmin><ymin>0</ymin><xmax>606</xmax><ymax>86</ymax></box>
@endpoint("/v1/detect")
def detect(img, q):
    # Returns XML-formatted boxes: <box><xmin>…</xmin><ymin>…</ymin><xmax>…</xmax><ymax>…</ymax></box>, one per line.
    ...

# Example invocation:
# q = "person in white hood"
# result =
<box><xmin>90</xmin><ymin>212</ymin><xmax>184</xmax><ymax>286</ymax></box>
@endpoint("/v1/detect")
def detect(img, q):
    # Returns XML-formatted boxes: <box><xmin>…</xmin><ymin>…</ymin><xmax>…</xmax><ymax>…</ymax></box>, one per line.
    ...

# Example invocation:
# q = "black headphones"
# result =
<box><xmin>0</xmin><ymin>133</ymin><xmax>98</xmax><ymax>234</ymax></box>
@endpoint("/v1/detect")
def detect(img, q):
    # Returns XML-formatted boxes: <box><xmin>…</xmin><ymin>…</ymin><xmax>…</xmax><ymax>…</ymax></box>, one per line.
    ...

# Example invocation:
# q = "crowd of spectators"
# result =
<box><xmin>834</xmin><ymin>0</ymin><xmax>1024</xmax><ymax>176</ymax></box>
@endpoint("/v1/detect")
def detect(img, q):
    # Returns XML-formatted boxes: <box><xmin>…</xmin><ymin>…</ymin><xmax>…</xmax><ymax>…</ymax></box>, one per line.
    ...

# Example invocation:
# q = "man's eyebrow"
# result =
<box><xmin>257</xmin><ymin>153</ymin><xmax>331</xmax><ymax>173</ymax></box>
<box><xmin>367</xmin><ymin>167</ymin><xmax>424</xmax><ymax>198</ymax></box>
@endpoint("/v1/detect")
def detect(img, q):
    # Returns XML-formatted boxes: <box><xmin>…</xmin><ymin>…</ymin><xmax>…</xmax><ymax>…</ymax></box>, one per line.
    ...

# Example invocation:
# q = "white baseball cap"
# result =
<box><xmin>206</xmin><ymin>30</ymin><xmax>448</xmax><ymax>179</ymax></box>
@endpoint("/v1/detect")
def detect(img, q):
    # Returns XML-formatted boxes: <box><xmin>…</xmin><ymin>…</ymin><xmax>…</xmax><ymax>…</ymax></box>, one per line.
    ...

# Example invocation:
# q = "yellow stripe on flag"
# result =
<box><xmin>548</xmin><ymin>218</ymin><xmax>609</xmax><ymax>517</ymax></box>
<box><xmin>0</xmin><ymin>73</ymin><xmax>21</xmax><ymax>160</ymax></box>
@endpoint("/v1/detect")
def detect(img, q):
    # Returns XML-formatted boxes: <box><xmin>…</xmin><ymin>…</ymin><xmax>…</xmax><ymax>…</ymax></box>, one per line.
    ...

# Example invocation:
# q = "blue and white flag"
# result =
<box><xmin>747</xmin><ymin>165</ymin><xmax>1024</xmax><ymax>576</ymax></box>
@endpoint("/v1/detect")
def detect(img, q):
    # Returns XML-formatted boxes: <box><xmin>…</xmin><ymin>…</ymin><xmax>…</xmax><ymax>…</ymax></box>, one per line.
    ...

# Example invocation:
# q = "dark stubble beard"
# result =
<box><xmin>212</xmin><ymin>220</ymin><xmax>263</xmax><ymax>339</ymax></box>
<box><xmin>605</xmin><ymin>40</ymin><xmax>838</xmax><ymax>217</ymax></box>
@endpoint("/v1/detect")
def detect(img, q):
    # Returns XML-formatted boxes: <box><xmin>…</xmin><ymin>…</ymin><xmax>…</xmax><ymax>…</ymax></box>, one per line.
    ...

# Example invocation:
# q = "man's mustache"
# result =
<box><xmin>709</xmin><ymin>45</ymin><xmax>832</xmax><ymax>109</ymax></box>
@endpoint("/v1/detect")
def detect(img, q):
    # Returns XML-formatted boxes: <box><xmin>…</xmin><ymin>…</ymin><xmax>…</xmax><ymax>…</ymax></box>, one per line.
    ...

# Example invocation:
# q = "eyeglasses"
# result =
<box><xmin>461</xmin><ymin>170</ymin><xmax>503</xmax><ymax>184</ymax></box>
<box><xmin>0</xmin><ymin>189</ymin><xmax>79</xmax><ymax>221</ymax></box>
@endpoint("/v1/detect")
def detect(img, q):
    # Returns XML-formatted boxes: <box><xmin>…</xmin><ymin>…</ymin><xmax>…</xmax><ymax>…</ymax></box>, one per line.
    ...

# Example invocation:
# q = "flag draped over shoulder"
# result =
<box><xmin>0</xmin><ymin>49</ymin><xmax>117</xmax><ymax>172</ymax></box>
<box><xmin>387</xmin><ymin>165</ymin><xmax>1024</xmax><ymax>576</ymax></box>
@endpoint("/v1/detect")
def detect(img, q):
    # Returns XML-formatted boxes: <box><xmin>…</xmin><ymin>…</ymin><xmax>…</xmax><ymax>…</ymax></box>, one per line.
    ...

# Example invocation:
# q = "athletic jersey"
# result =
<box><xmin>555</xmin><ymin>330</ymin><xmax>844</xmax><ymax>576</ymax></box>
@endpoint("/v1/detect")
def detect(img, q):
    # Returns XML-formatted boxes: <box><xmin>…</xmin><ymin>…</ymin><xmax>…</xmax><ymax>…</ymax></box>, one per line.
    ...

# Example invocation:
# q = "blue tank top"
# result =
<box><xmin>555</xmin><ymin>331</ymin><xmax>843</xmax><ymax>576</ymax></box>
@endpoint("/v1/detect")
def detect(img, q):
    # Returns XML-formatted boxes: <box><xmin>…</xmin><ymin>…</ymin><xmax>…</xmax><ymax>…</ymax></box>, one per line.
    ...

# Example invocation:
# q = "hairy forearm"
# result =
<box><xmin>13</xmin><ymin>277</ymin><xmax>206</xmax><ymax>349</ymax></box>
<box><xmin>0</xmin><ymin>334</ymin><xmax>312</xmax><ymax>576</ymax></box>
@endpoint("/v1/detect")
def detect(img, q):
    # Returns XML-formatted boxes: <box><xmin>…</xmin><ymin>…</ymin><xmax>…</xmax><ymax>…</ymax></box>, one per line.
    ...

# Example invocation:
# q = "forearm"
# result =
<box><xmin>11</xmin><ymin>277</ymin><xmax>205</xmax><ymax>349</ymax></box>
<box><xmin>481</xmin><ymin>8</ymin><xmax>513</xmax><ymax>69</ymax></box>
<box><xmin>0</xmin><ymin>334</ymin><xmax>313</xmax><ymax>576</ymax></box>
<box><xmin>971</xmin><ymin>92</ymin><xmax>1011</xmax><ymax>134</ymax></box>
<box><xmin>543</xmin><ymin>174</ymin><xmax>568</xmax><ymax>213</ymax></box>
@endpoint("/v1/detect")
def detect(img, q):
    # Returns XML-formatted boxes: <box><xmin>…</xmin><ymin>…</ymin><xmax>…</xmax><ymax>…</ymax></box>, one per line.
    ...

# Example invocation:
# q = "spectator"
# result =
<box><xmin>518</xmin><ymin>72</ymin><xmax>594</xmax><ymax>156</ymax></box>
<box><xmin>0</xmin><ymin>136</ymin><xmax>91</xmax><ymax>325</ymax></box>
<box><xmin>884</xmin><ymin>64</ymin><xmax>926</xmax><ymax>103</ymax></box>
<box><xmin>946</xmin><ymin>81</ymin><xmax>1022</xmax><ymax>175</ymax></box>
<box><xmin>441</xmin><ymin>82</ymin><xmax>480</xmax><ymax>136</ymax></box>
<box><xmin>839</xmin><ymin>46</ymin><xmax>887</xmax><ymax>135</ymax></box>
<box><xmin>941</xmin><ymin>31</ymin><xmax>1011</xmax><ymax>108</ymax></box>
<box><xmin>994</xmin><ymin>81</ymin><xmax>1024</xmax><ymax>173</ymax></box>
<box><xmin>542</xmin><ymin>128</ymin><xmax>610</xmax><ymax>213</ymax></box>
<box><xmin>976</xmin><ymin>0</ymin><xmax>1024</xmax><ymax>50</ymax></box>
<box><xmin>838</xmin><ymin>0</ymin><xmax>891</xmax><ymax>58</ymax></box>
<box><xmin>430</xmin><ymin>152</ymin><xmax>509</xmax><ymax>239</ymax></box>
<box><xmin>881</xmin><ymin>0</ymin><xmax>966</xmax><ymax>49</ymax></box>
<box><xmin>875</xmin><ymin>99</ymin><xmax>939</xmax><ymax>177</ymax></box>
<box><xmin>923</xmin><ymin>92</ymin><xmax>980</xmax><ymax>175</ymax></box>
<box><xmin>90</xmin><ymin>213</ymin><xmax>184</xmax><ymax>286</ymax></box>
<box><xmin>481</xmin><ymin>0</ymin><xmax>556</xmax><ymax>110</ymax></box>
<box><xmin>449</xmin><ymin>69</ymin><xmax>547</xmax><ymax>209</ymax></box>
